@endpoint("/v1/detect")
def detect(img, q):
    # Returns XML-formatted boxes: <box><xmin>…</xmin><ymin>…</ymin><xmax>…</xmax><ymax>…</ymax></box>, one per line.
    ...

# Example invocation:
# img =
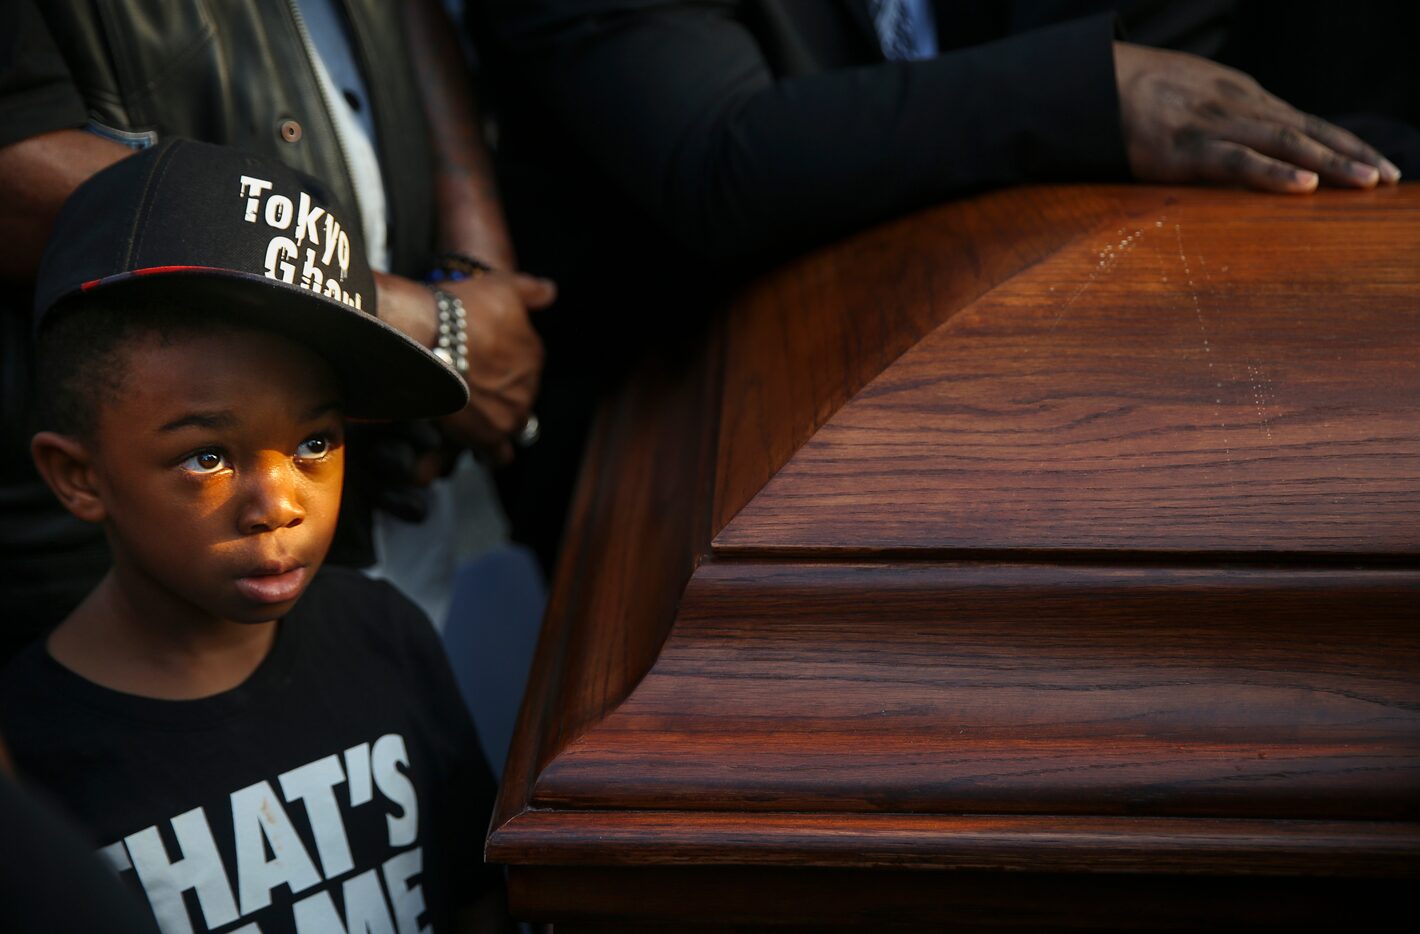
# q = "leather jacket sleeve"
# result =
<box><xmin>0</xmin><ymin>0</ymin><xmax>89</xmax><ymax>148</ymax></box>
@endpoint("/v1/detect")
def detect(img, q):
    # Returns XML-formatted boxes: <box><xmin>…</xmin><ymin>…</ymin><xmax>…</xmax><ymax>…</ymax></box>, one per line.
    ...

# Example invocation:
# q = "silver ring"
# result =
<box><xmin>514</xmin><ymin>414</ymin><xmax>541</xmax><ymax>447</ymax></box>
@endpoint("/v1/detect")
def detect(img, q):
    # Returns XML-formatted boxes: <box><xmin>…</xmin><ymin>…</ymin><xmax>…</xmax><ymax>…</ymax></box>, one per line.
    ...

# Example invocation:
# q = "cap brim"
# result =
<box><xmin>65</xmin><ymin>269</ymin><xmax>469</xmax><ymax>420</ymax></box>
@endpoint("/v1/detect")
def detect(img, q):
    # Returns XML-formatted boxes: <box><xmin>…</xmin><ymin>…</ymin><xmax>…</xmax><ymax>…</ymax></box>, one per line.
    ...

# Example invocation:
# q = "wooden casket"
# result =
<box><xmin>487</xmin><ymin>184</ymin><xmax>1420</xmax><ymax>931</ymax></box>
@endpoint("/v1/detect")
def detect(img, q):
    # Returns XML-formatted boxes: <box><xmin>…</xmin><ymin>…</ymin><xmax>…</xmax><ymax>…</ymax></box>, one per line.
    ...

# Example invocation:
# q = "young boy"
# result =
<box><xmin>0</xmin><ymin>140</ymin><xmax>504</xmax><ymax>933</ymax></box>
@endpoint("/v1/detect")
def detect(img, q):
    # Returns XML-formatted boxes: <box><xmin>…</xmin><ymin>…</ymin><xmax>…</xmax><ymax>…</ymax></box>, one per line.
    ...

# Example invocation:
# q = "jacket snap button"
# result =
<box><xmin>279</xmin><ymin>119</ymin><xmax>303</xmax><ymax>143</ymax></box>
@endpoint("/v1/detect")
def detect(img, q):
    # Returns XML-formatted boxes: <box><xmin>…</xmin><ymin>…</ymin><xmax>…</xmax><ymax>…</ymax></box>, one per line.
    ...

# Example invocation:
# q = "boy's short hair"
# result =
<box><xmin>35</xmin><ymin>296</ymin><xmax>238</xmax><ymax>440</ymax></box>
<box><xmin>32</xmin><ymin>139</ymin><xmax>467</xmax><ymax>424</ymax></box>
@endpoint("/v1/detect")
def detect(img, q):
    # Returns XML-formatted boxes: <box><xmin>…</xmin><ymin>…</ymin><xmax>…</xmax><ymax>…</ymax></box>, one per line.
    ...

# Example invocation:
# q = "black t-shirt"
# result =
<box><xmin>0</xmin><ymin>567</ymin><xmax>498</xmax><ymax>934</ymax></box>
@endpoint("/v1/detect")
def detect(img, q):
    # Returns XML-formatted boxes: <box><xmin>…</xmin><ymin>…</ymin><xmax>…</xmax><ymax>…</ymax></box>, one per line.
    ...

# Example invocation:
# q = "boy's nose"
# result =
<box><xmin>238</xmin><ymin>456</ymin><xmax>306</xmax><ymax>534</ymax></box>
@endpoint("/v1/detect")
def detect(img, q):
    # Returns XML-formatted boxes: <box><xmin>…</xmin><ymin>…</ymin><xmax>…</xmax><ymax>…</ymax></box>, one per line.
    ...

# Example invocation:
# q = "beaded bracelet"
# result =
<box><xmin>428</xmin><ymin>287</ymin><xmax>468</xmax><ymax>376</ymax></box>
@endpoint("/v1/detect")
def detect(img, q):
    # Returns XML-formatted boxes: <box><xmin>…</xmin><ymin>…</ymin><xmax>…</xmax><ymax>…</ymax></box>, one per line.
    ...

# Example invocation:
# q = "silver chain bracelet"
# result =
<box><xmin>428</xmin><ymin>287</ymin><xmax>468</xmax><ymax>376</ymax></box>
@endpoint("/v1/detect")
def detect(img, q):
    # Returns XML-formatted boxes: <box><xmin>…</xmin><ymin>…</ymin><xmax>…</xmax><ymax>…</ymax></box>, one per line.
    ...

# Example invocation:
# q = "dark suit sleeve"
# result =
<box><xmin>488</xmin><ymin>2</ymin><xmax>1127</xmax><ymax>262</ymax></box>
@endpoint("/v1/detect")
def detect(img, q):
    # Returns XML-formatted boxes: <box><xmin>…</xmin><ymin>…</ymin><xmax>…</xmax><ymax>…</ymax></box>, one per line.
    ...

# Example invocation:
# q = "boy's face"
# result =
<box><xmin>86</xmin><ymin>325</ymin><xmax>345</xmax><ymax>624</ymax></box>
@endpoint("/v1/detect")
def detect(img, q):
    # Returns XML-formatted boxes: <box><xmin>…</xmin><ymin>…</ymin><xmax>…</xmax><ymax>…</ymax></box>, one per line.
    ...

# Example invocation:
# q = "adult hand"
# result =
<box><xmin>1113</xmin><ymin>42</ymin><xmax>1401</xmax><ymax>194</ymax></box>
<box><xmin>374</xmin><ymin>270</ymin><xmax>555</xmax><ymax>464</ymax></box>
<box><xmin>438</xmin><ymin>271</ymin><xmax>555</xmax><ymax>464</ymax></box>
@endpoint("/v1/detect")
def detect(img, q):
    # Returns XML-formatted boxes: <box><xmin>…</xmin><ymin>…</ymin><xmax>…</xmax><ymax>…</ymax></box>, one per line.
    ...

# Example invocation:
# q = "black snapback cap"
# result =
<box><xmin>34</xmin><ymin>138</ymin><xmax>469</xmax><ymax>420</ymax></box>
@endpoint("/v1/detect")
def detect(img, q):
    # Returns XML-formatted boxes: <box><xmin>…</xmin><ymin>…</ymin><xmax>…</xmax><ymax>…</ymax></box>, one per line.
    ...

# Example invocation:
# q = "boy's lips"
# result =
<box><xmin>235</xmin><ymin>563</ymin><xmax>309</xmax><ymax>604</ymax></box>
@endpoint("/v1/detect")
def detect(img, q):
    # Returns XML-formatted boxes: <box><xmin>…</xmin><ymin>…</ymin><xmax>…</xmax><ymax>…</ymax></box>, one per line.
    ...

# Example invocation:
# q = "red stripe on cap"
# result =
<box><xmin>80</xmin><ymin>265</ymin><xmax>226</xmax><ymax>291</ymax></box>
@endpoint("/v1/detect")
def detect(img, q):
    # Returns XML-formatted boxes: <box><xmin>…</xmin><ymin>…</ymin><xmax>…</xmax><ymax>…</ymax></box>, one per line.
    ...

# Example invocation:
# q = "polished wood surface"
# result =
<box><xmin>533</xmin><ymin>562</ymin><xmax>1419</xmax><ymax>821</ymax></box>
<box><xmin>717</xmin><ymin>186</ymin><xmax>1420</xmax><ymax>556</ymax></box>
<box><xmin>490</xmin><ymin>184</ymin><xmax>1420</xmax><ymax>929</ymax></box>
<box><xmin>711</xmin><ymin>186</ymin><xmax>1128</xmax><ymax>534</ymax></box>
<box><xmin>490</xmin><ymin>323</ymin><xmax>724</xmax><ymax>838</ymax></box>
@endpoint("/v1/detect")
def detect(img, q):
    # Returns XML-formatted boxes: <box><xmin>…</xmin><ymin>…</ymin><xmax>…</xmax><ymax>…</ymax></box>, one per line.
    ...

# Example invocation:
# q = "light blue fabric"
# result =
<box><xmin>295</xmin><ymin>0</ymin><xmax>377</xmax><ymax>141</ymax></box>
<box><xmin>868</xmin><ymin>0</ymin><xmax>939</xmax><ymax>61</ymax></box>
<box><xmin>294</xmin><ymin>0</ymin><xmax>391</xmax><ymax>269</ymax></box>
<box><xmin>440</xmin><ymin>545</ymin><xmax>548</xmax><ymax>776</ymax></box>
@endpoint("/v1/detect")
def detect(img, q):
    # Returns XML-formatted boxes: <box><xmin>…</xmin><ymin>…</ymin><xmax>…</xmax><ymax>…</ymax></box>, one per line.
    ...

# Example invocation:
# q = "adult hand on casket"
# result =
<box><xmin>1113</xmin><ymin>41</ymin><xmax>1401</xmax><ymax>194</ymax></box>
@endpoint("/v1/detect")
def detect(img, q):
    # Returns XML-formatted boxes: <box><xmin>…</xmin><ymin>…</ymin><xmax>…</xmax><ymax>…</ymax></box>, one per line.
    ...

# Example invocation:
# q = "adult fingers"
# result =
<box><xmin>1287</xmin><ymin>111</ymin><xmax>1401</xmax><ymax>182</ymax></box>
<box><xmin>505</xmin><ymin>359</ymin><xmax>542</xmax><ymax>396</ymax></box>
<box><xmin>473</xmin><ymin>395</ymin><xmax>529</xmax><ymax>436</ymax></box>
<box><xmin>438</xmin><ymin>406</ymin><xmax>499</xmax><ymax>452</ymax></box>
<box><xmin>1198</xmin><ymin>139</ymin><xmax>1318</xmax><ymax>193</ymax></box>
<box><xmin>442</xmin><ymin>397</ymin><xmax>526</xmax><ymax>457</ymax></box>
<box><xmin>1224</xmin><ymin>120</ymin><xmax>1380</xmax><ymax>188</ymax></box>
<box><xmin>511</xmin><ymin>272</ymin><xmax>558</xmax><ymax>309</ymax></box>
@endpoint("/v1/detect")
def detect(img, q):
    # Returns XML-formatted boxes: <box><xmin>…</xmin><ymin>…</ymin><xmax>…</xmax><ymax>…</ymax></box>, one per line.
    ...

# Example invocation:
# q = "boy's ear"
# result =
<box><xmin>30</xmin><ymin>431</ymin><xmax>106</xmax><ymax>524</ymax></box>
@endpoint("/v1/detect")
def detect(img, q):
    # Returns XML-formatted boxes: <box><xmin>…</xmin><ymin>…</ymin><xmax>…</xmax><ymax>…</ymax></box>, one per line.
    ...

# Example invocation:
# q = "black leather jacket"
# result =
<box><xmin>34</xmin><ymin>0</ymin><xmax>436</xmax><ymax>276</ymax></box>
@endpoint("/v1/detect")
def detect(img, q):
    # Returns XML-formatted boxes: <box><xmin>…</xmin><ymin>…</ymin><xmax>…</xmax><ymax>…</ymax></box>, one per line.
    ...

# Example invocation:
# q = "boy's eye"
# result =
<box><xmin>296</xmin><ymin>435</ymin><xmax>330</xmax><ymax>460</ymax></box>
<box><xmin>180</xmin><ymin>450</ymin><xmax>229</xmax><ymax>474</ymax></box>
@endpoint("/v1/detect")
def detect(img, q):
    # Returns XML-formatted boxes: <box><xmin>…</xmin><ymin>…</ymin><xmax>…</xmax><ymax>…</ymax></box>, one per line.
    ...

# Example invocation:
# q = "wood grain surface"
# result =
<box><xmin>493</xmin><ymin>808</ymin><xmax>1420</xmax><ymax>875</ymax></box>
<box><xmin>526</xmin><ymin>562</ymin><xmax>1420</xmax><ymax>821</ymax></box>
<box><xmin>491</xmin><ymin>184</ymin><xmax>1420</xmax><ymax>928</ymax></box>
<box><xmin>490</xmin><ymin>321</ymin><xmax>724</xmax><ymax>834</ymax></box>
<box><xmin>712</xmin><ymin>185</ymin><xmax>1128</xmax><ymax>534</ymax></box>
<box><xmin>716</xmin><ymin>186</ymin><xmax>1420</xmax><ymax>555</ymax></box>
